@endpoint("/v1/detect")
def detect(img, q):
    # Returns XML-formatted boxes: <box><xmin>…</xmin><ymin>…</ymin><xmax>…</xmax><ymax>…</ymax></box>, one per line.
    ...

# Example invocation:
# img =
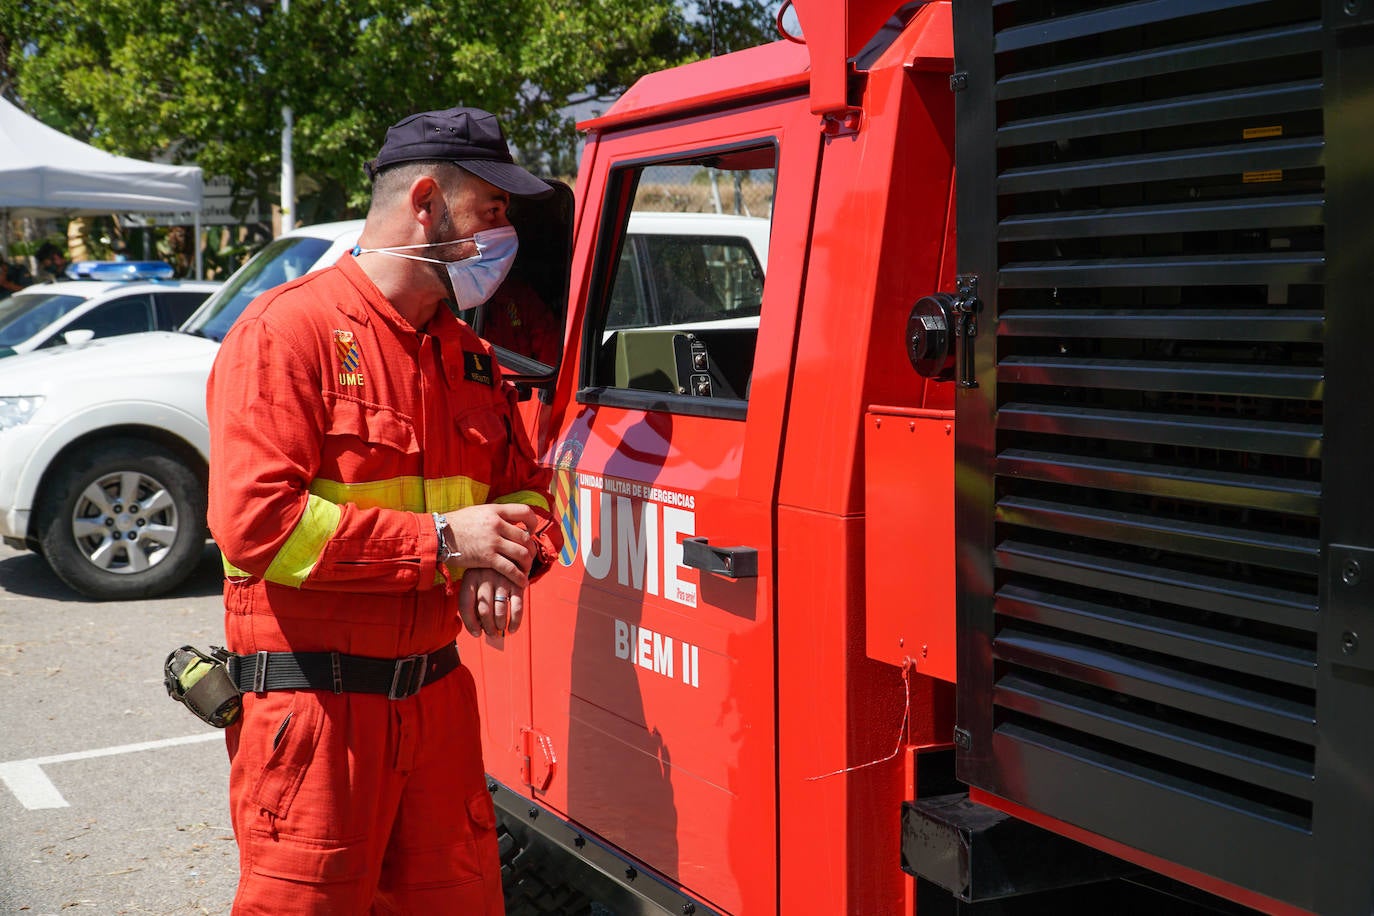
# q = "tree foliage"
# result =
<box><xmin>0</xmin><ymin>0</ymin><xmax>776</xmax><ymax>221</ymax></box>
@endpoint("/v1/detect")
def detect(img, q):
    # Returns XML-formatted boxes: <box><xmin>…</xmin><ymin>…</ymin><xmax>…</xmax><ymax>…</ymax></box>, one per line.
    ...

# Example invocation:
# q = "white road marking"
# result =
<box><xmin>0</xmin><ymin>732</ymin><xmax>222</xmax><ymax>810</ymax></box>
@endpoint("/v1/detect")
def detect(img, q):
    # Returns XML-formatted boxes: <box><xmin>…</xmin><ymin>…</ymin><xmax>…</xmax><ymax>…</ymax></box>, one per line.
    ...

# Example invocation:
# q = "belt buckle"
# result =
<box><xmin>389</xmin><ymin>653</ymin><xmax>428</xmax><ymax>700</ymax></box>
<box><xmin>252</xmin><ymin>650</ymin><xmax>269</xmax><ymax>694</ymax></box>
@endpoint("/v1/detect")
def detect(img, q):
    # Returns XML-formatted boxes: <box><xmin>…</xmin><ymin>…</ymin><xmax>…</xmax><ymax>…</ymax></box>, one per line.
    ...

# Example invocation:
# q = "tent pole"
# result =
<box><xmin>195</xmin><ymin>213</ymin><xmax>203</xmax><ymax>279</ymax></box>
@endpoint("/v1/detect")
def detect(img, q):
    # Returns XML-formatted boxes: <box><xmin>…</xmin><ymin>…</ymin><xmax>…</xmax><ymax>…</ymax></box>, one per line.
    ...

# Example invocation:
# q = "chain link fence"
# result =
<box><xmin>629</xmin><ymin>165</ymin><xmax>774</xmax><ymax>218</ymax></box>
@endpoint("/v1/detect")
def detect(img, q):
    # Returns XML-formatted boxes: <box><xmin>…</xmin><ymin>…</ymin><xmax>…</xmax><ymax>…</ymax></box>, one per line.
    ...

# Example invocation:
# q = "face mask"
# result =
<box><xmin>352</xmin><ymin>224</ymin><xmax>519</xmax><ymax>310</ymax></box>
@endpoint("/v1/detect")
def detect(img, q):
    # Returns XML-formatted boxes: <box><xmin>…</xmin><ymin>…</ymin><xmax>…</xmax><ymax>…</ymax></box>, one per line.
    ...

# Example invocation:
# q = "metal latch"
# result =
<box><xmin>521</xmin><ymin>728</ymin><xmax>558</xmax><ymax>793</ymax></box>
<box><xmin>954</xmin><ymin>274</ymin><xmax>980</xmax><ymax>389</ymax></box>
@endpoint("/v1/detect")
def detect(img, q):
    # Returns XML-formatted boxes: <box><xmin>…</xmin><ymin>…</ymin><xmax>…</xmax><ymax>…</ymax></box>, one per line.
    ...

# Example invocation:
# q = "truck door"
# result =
<box><xmin>529</xmin><ymin>98</ymin><xmax>818</xmax><ymax>915</ymax></box>
<box><xmin>952</xmin><ymin>4</ymin><xmax>1374</xmax><ymax>913</ymax></box>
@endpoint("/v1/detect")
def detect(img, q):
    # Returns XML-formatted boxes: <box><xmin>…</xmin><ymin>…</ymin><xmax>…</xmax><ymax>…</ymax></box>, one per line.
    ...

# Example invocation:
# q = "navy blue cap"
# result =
<box><xmin>366</xmin><ymin>106</ymin><xmax>551</xmax><ymax>198</ymax></box>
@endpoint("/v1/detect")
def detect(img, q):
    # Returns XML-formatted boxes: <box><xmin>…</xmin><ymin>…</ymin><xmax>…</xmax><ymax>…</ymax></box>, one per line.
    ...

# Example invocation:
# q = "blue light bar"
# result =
<box><xmin>65</xmin><ymin>260</ymin><xmax>176</xmax><ymax>281</ymax></box>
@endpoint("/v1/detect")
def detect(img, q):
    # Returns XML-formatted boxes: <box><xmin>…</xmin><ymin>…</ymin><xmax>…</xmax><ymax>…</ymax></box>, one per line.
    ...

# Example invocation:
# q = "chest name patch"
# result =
<box><xmin>464</xmin><ymin>351</ymin><xmax>494</xmax><ymax>386</ymax></box>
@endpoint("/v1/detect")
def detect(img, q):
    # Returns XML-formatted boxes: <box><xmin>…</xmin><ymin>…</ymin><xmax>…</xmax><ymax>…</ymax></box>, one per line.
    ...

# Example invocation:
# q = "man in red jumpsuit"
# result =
<box><xmin>206</xmin><ymin>106</ymin><xmax>561</xmax><ymax>914</ymax></box>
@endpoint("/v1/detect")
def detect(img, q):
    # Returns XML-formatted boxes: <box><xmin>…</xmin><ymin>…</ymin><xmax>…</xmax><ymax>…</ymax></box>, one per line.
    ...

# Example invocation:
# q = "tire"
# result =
<box><xmin>498</xmin><ymin>822</ymin><xmax>596</xmax><ymax>916</ymax></box>
<box><xmin>36</xmin><ymin>438</ymin><xmax>207</xmax><ymax>600</ymax></box>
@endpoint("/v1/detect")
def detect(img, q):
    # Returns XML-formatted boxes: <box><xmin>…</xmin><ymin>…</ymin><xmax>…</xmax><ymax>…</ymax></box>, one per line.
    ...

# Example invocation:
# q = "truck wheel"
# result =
<box><xmin>36</xmin><ymin>439</ymin><xmax>207</xmax><ymax>600</ymax></box>
<box><xmin>499</xmin><ymin>822</ymin><xmax>596</xmax><ymax>915</ymax></box>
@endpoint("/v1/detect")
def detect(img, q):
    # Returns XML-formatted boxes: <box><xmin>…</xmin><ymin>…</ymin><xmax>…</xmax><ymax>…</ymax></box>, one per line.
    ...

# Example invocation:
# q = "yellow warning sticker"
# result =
<box><xmin>1243</xmin><ymin>125</ymin><xmax>1284</xmax><ymax>140</ymax></box>
<box><xmin>1243</xmin><ymin>169</ymin><xmax>1284</xmax><ymax>183</ymax></box>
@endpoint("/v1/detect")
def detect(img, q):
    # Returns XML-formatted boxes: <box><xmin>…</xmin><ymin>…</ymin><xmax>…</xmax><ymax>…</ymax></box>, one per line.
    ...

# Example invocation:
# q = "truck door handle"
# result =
<box><xmin>682</xmin><ymin>537</ymin><xmax>758</xmax><ymax>579</ymax></box>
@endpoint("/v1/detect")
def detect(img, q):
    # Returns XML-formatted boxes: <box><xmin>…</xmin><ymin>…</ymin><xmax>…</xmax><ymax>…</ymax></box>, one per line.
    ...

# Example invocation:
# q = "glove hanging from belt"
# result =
<box><xmin>164</xmin><ymin>645</ymin><xmax>242</xmax><ymax>728</ymax></box>
<box><xmin>225</xmin><ymin>643</ymin><xmax>460</xmax><ymax>701</ymax></box>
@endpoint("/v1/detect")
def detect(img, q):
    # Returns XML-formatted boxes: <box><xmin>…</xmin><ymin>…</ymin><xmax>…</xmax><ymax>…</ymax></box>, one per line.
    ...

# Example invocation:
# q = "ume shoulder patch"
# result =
<box><xmin>334</xmin><ymin>329</ymin><xmax>364</xmax><ymax>387</ymax></box>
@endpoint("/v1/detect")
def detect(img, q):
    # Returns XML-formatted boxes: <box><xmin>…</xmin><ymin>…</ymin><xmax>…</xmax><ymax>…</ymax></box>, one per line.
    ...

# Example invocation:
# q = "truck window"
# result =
<box><xmin>585</xmin><ymin>147</ymin><xmax>775</xmax><ymax>414</ymax></box>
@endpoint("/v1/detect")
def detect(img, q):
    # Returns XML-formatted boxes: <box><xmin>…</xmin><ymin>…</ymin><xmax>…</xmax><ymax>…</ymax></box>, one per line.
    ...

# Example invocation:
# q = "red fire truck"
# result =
<box><xmin>480</xmin><ymin>1</ymin><xmax>1366</xmax><ymax>913</ymax></box>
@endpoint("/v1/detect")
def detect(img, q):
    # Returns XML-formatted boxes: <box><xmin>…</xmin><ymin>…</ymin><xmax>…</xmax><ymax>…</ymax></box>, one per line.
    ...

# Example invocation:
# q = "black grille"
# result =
<box><xmin>953</xmin><ymin>0</ymin><xmax>1340</xmax><ymax>909</ymax></box>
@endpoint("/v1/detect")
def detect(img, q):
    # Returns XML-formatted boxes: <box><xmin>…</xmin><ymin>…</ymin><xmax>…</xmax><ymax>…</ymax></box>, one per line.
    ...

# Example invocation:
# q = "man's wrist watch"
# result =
<box><xmin>433</xmin><ymin>512</ymin><xmax>454</xmax><ymax>563</ymax></box>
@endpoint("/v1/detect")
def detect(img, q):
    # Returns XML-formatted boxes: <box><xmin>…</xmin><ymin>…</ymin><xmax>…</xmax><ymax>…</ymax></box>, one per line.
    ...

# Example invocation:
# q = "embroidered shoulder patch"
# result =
<box><xmin>334</xmin><ymin>329</ymin><xmax>364</xmax><ymax>387</ymax></box>
<box><xmin>464</xmin><ymin>351</ymin><xmax>494</xmax><ymax>386</ymax></box>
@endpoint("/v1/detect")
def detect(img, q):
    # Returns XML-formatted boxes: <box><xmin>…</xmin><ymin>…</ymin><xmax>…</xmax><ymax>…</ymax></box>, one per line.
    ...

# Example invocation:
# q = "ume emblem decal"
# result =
<box><xmin>551</xmin><ymin>439</ymin><xmax>705</xmax><ymax>687</ymax></box>
<box><xmin>553</xmin><ymin>439</ymin><xmax>583</xmax><ymax>567</ymax></box>
<box><xmin>553</xmin><ymin>471</ymin><xmax>697</xmax><ymax>607</ymax></box>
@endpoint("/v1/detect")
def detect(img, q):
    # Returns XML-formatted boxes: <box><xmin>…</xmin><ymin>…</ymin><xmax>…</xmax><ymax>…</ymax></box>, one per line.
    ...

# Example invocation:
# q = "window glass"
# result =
<box><xmin>606</xmin><ymin>243</ymin><xmax>649</xmax><ymax>329</ymax></box>
<box><xmin>589</xmin><ymin>148</ymin><xmax>775</xmax><ymax>409</ymax></box>
<box><xmin>638</xmin><ymin>234</ymin><xmax>763</xmax><ymax>326</ymax></box>
<box><xmin>0</xmin><ymin>293</ymin><xmax>86</xmax><ymax>346</ymax></box>
<box><xmin>186</xmin><ymin>235</ymin><xmax>332</xmax><ymax>342</ymax></box>
<box><xmin>67</xmin><ymin>295</ymin><xmax>153</xmax><ymax>339</ymax></box>
<box><xmin>159</xmin><ymin>291</ymin><xmax>213</xmax><ymax>329</ymax></box>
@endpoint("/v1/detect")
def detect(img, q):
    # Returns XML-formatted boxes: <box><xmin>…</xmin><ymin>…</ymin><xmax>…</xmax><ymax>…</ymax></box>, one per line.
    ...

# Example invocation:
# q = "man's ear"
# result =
<box><xmin>409</xmin><ymin>175</ymin><xmax>442</xmax><ymax>227</ymax></box>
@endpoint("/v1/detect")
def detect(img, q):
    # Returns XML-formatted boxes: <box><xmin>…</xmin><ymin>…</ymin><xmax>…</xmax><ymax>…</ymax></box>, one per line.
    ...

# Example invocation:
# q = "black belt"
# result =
<box><xmin>226</xmin><ymin>644</ymin><xmax>460</xmax><ymax>700</ymax></box>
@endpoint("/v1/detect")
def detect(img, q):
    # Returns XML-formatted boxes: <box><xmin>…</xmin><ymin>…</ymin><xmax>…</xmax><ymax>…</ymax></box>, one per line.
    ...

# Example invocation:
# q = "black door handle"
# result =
<box><xmin>682</xmin><ymin>537</ymin><xmax>758</xmax><ymax>579</ymax></box>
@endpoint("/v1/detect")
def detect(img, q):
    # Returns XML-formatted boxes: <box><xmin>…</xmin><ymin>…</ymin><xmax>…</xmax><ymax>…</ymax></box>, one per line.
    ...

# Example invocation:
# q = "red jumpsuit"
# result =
<box><xmin>206</xmin><ymin>253</ymin><xmax>559</xmax><ymax>914</ymax></box>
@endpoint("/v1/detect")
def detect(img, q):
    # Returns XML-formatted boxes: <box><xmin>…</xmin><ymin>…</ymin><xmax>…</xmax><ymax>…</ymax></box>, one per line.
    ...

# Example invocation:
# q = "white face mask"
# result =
<box><xmin>353</xmin><ymin>224</ymin><xmax>519</xmax><ymax>310</ymax></box>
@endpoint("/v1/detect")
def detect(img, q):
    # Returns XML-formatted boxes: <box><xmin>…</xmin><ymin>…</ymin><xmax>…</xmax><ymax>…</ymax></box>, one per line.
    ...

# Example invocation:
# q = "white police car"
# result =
<box><xmin>0</xmin><ymin>226</ymin><xmax>360</xmax><ymax>599</ymax></box>
<box><xmin>0</xmin><ymin>262</ymin><xmax>219</xmax><ymax>358</ymax></box>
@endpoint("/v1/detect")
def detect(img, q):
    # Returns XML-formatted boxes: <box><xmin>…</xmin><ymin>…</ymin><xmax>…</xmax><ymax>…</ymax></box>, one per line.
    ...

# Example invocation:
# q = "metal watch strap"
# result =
<box><xmin>433</xmin><ymin>512</ymin><xmax>452</xmax><ymax>563</ymax></box>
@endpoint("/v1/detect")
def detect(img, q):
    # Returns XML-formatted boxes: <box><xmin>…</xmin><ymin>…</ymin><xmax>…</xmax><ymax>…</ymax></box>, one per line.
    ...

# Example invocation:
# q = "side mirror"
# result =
<box><xmin>62</xmin><ymin>329</ymin><xmax>96</xmax><ymax>346</ymax></box>
<box><xmin>493</xmin><ymin>344</ymin><xmax>556</xmax><ymax>388</ymax></box>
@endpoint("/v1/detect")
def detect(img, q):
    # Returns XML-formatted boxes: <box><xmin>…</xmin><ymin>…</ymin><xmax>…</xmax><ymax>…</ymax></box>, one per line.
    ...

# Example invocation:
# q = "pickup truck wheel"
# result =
<box><xmin>36</xmin><ymin>440</ymin><xmax>207</xmax><ymax>600</ymax></box>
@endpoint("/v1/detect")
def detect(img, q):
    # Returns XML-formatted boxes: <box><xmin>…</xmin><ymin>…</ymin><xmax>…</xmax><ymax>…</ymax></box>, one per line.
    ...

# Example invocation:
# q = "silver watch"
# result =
<box><xmin>433</xmin><ymin>512</ymin><xmax>453</xmax><ymax>563</ymax></box>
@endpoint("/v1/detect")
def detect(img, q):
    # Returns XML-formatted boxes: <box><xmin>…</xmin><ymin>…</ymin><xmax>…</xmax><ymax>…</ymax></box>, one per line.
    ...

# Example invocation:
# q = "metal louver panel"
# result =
<box><xmin>950</xmin><ymin>1</ymin><xmax>1374</xmax><ymax>912</ymax></box>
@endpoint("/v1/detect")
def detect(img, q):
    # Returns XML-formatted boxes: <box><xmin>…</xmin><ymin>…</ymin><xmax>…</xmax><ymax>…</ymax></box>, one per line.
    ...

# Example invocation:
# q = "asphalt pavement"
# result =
<box><xmin>0</xmin><ymin>540</ymin><xmax>238</xmax><ymax>915</ymax></box>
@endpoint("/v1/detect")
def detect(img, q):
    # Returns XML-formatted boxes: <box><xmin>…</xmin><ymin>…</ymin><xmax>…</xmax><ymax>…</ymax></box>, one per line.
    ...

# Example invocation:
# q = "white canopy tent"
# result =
<box><xmin>0</xmin><ymin>97</ymin><xmax>205</xmax><ymax>277</ymax></box>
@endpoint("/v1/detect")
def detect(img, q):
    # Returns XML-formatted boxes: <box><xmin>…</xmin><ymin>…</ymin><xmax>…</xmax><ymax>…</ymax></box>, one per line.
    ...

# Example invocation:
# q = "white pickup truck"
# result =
<box><xmin>0</xmin><ymin>210</ymin><xmax>768</xmax><ymax>599</ymax></box>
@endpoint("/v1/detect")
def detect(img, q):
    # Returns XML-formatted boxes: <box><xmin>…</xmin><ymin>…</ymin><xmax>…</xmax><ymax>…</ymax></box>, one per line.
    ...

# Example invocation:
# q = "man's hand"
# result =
<box><xmin>458</xmin><ymin>568</ymin><xmax>525</xmax><ymax>637</ymax></box>
<box><xmin>444</xmin><ymin>503</ymin><xmax>536</xmax><ymax>586</ymax></box>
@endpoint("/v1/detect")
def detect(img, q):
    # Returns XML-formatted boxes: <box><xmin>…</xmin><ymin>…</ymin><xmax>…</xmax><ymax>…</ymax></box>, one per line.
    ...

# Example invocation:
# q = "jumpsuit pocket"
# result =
<box><xmin>243</xmin><ymin>695</ymin><xmax>371</xmax><ymax>885</ymax></box>
<box><xmin>456</xmin><ymin>408</ymin><xmax>506</xmax><ymax>448</ymax></box>
<box><xmin>247</xmin><ymin>831</ymin><xmax>372</xmax><ymax>885</ymax></box>
<box><xmin>387</xmin><ymin>788</ymin><xmax>500</xmax><ymax>891</ymax></box>
<box><xmin>249</xmin><ymin>694</ymin><xmax>322</xmax><ymax>821</ymax></box>
<box><xmin>321</xmin><ymin>394</ymin><xmax>420</xmax><ymax>485</ymax></box>
<box><xmin>455</xmin><ymin>409</ymin><xmax>508</xmax><ymax>486</ymax></box>
<box><xmin>467</xmin><ymin>787</ymin><xmax>497</xmax><ymax>832</ymax></box>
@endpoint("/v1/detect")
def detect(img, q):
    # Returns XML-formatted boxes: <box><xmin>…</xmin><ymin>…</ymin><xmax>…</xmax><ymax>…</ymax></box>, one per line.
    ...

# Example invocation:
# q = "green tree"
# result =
<box><xmin>0</xmin><ymin>0</ymin><xmax>775</xmax><ymax>224</ymax></box>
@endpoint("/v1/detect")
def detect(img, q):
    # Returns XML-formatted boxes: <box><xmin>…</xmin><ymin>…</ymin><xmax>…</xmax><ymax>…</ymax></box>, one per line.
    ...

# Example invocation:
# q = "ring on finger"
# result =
<box><xmin>493</xmin><ymin>594</ymin><xmax>508</xmax><ymax>603</ymax></box>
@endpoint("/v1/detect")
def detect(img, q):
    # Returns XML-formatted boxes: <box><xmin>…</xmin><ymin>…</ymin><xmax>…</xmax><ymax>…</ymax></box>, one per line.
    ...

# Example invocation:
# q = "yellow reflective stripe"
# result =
<box><xmin>308</xmin><ymin>475</ymin><xmax>491</xmax><ymax>513</ymax></box>
<box><xmin>310</xmin><ymin>476</ymin><xmax>426</xmax><ymax>511</ymax></box>
<box><xmin>222</xmin><ymin>555</ymin><xmax>251</xmax><ymax>577</ymax></box>
<box><xmin>425</xmin><ymin>476</ymin><xmax>490</xmax><ymax>512</ymax></box>
<box><xmin>495</xmin><ymin>489</ymin><xmax>550</xmax><ymax>512</ymax></box>
<box><xmin>264</xmin><ymin>495</ymin><xmax>342</xmax><ymax>588</ymax></box>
